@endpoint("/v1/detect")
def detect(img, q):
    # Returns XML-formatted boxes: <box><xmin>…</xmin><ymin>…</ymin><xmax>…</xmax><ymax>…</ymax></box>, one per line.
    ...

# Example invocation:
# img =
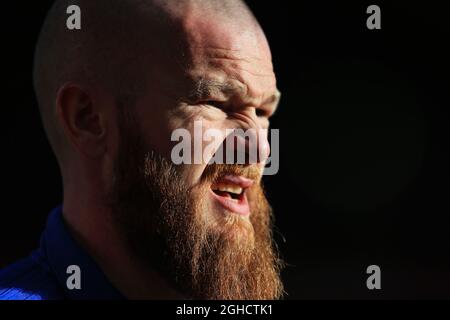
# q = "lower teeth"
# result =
<box><xmin>214</xmin><ymin>190</ymin><xmax>240</xmax><ymax>200</ymax></box>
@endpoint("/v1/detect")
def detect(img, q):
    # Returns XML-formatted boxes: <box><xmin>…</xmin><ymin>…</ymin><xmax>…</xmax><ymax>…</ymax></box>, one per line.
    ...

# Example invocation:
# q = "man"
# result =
<box><xmin>0</xmin><ymin>0</ymin><xmax>283</xmax><ymax>300</ymax></box>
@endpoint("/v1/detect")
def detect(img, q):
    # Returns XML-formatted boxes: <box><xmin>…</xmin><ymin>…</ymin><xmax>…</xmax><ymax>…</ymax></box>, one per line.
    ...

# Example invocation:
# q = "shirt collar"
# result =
<box><xmin>40</xmin><ymin>206</ymin><xmax>124</xmax><ymax>300</ymax></box>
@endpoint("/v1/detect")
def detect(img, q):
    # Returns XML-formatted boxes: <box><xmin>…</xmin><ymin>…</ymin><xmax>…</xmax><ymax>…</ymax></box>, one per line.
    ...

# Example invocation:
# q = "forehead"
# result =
<box><xmin>178</xmin><ymin>14</ymin><xmax>278</xmax><ymax>104</ymax></box>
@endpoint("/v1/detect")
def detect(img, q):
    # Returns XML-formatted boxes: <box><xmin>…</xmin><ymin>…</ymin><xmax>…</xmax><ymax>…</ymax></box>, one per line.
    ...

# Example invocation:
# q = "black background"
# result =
<box><xmin>1</xmin><ymin>1</ymin><xmax>449</xmax><ymax>299</ymax></box>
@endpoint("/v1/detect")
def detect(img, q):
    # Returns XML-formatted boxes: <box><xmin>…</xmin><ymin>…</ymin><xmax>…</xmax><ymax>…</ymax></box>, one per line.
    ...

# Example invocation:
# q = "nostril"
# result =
<box><xmin>256</xmin><ymin>108</ymin><xmax>266</xmax><ymax>117</ymax></box>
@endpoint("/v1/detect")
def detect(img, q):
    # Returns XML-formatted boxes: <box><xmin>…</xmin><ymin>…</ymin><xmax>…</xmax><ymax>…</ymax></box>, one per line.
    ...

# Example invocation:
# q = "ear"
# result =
<box><xmin>56</xmin><ymin>83</ymin><xmax>107</xmax><ymax>158</ymax></box>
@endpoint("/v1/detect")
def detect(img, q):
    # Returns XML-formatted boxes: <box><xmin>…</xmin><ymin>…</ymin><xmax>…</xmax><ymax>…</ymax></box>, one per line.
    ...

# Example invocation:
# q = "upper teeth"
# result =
<box><xmin>215</xmin><ymin>184</ymin><xmax>243</xmax><ymax>195</ymax></box>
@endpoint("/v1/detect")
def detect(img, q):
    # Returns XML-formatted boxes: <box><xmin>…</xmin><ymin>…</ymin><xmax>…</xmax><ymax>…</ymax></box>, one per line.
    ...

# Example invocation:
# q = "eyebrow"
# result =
<box><xmin>186</xmin><ymin>78</ymin><xmax>281</xmax><ymax>112</ymax></box>
<box><xmin>188</xmin><ymin>78</ymin><xmax>239</xmax><ymax>101</ymax></box>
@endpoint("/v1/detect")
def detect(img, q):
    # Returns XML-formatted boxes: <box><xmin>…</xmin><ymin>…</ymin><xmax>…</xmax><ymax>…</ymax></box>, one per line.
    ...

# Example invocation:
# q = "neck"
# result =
<box><xmin>62</xmin><ymin>191</ymin><xmax>183</xmax><ymax>299</ymax></box>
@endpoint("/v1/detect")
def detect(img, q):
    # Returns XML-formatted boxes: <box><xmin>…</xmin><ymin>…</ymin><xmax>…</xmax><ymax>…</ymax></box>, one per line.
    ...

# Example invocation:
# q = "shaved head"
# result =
<box><xmin>33</xmin><ymin>0</ymin><xmax>282</xmax><ymax>300</ymax></box>
<box><xmin>34</xmin><ymin>0</ymin><xmax>262</xmax><ymax>164</ymax></box>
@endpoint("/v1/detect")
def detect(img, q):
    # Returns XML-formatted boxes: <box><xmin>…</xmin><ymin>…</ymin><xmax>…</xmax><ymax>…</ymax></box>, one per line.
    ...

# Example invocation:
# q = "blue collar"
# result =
<box><xmin>40</xmin><ymin>206</ymin><xmax>124</xmax><ymax>299</ymax></box>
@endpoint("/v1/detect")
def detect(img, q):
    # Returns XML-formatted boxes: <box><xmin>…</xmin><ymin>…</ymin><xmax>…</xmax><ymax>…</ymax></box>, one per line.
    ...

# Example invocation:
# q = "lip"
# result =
<box><xmin>210</xmin><ymin>175</ymin><xmax>254</xmax><ymax>216</ymax></box>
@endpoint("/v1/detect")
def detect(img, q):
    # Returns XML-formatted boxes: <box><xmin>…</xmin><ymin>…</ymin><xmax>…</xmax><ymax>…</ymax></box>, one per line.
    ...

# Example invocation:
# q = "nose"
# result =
<box><xmin>222</xmin><ymin>115</ymin><xmax>271</xmax><ymax>165</ymax></box>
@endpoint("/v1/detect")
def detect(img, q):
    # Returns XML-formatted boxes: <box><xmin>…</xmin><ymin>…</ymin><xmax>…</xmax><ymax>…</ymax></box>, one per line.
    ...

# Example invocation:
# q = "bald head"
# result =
<box><xmin>34</xmin><ymin>0</ymin><xmax>263</xmax><ymax>165</ymax></box>
<box><xmin>32</xmin><ymin>0</ymin><xmax>282</xmax><ymax>299</ymax></box>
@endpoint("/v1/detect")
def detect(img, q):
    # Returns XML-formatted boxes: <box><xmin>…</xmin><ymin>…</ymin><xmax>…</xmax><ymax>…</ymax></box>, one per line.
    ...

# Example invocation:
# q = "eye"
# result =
<box><xmin>200</xmin><ymin>100</ymin><xmax>225</xmax><ymax>109</ymax></box>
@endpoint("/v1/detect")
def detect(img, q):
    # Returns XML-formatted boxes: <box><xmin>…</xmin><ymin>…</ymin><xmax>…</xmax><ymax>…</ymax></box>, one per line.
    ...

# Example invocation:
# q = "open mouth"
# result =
<box><xmin>210</xmin><ymin>175</ymin><xmax>254</xmax><ymax>216</ymax></box>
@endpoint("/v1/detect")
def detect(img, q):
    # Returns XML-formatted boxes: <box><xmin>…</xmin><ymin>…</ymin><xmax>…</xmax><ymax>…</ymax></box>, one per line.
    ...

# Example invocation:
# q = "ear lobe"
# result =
<box><xmin>56</xmin><ymin>83</ymin><xmax>107</xmax><ymax>158</ymax></box>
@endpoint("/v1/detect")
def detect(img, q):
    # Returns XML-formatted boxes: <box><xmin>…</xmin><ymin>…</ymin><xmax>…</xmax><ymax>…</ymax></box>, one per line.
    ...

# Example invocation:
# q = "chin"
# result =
<box><xmin>208</xmin><ymin>208</ymin><xmax>256</xmax><ymax>246</ymax></box>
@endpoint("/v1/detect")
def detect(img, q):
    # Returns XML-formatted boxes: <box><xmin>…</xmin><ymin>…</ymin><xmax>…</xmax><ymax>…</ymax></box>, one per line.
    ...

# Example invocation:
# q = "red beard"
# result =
<box><xmin>108</xmin><ymin>110</ymin><xmax>284</xmax><ymax>299</ymax></box>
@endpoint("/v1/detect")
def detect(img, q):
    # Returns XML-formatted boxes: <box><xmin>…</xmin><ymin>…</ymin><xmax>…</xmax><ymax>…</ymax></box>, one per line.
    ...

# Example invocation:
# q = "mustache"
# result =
<box><xmin>201</xmin><ymin>164</ymin><xmax>262</xmax><ymax>184</ymax></box>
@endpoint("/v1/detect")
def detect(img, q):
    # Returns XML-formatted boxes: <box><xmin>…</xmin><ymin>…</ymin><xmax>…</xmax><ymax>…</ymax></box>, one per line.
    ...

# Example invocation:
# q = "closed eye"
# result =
<box><xmin>200</xmin><ymin>100</ymin><xmax>226</xmax><ymax>109</ymax></box>
<box><xmin>200</xmin><ymin>100</ymin><xmax>273</xmax><ymax>119</ymax></box>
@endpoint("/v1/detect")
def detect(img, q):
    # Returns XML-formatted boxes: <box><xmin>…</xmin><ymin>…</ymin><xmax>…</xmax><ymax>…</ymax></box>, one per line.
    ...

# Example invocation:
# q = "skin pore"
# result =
<box><xmin>34</xmin><ymin>0</ymin><xmax>283</xmax><ymax>299</ymax></box>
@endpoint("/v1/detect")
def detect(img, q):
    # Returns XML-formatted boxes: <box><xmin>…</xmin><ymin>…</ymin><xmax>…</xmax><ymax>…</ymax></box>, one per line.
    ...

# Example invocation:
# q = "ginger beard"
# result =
<box><xmin>108</xmin><ymin>109</ymin><xmax>284</xmax><ymax>299</ymax></box>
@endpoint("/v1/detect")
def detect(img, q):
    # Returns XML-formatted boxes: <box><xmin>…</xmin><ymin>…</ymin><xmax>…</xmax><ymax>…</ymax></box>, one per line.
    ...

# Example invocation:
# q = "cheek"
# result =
<box><xmin>129</xmin><ymin>117</ymin><xmax>174</xmax><ymax>160</ymax></box>
<box><xmin>132</xmin><ymin>97</ymin><xmax>181</xmax><ymax>160</ymax></box>
<box><xmin>171</xmin><ymin>114</ymin><xmax>229</xmax><ymax>184</ymax></box>
<box><xmin>188</xmin><ymin>179</ymin><xmax>216</xmax><ymax>225</ymax></box>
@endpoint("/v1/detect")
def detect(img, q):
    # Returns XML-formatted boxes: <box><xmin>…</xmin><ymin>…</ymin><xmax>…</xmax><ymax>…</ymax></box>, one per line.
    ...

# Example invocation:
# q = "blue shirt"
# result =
<box><xmin>0</xmin><ymin>206</ymin><xmax>124</xmax><ymax>300</ymax></box>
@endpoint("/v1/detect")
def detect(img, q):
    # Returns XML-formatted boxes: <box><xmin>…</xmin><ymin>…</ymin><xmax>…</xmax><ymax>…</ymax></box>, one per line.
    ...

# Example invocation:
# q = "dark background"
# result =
<box><xmin>1</xmin><ymin>1</ymin><xmax>449</xmax><ymax>299</ymax></box>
